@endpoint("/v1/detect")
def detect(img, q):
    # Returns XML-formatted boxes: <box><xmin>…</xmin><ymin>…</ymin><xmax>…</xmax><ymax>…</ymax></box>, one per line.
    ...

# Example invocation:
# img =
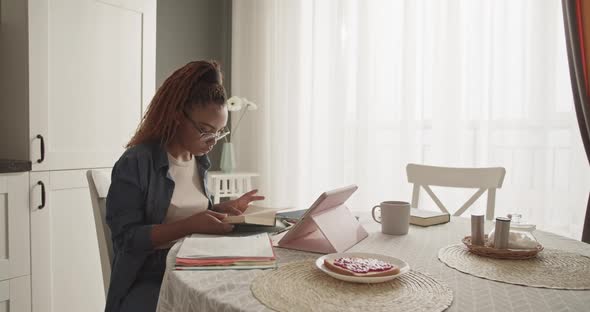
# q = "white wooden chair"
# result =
<box><xmin>406</xmin><ymin>164</ymin><xmax>506</xmax><ymax>220</ymax></box>
<box><xmin>86</xmin><ymin>170</ymin><xmax>113</xmax><ymax>296</ymax></box>
<box><xmin>207</xmin><ymin>171</ymin><xmax>258</xmax><ymax>204</ymax></box>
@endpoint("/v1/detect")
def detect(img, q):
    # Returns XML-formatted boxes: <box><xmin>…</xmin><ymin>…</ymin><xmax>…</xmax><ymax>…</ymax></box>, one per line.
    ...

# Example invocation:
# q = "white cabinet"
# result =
<box><xmin>1</xmin><ymin>0</ymin><xmax>156</xmax><ymax>171</ymax></box>
<box><xmin>29</xmin><ymin>0</ymin><xmax>156</xmax><ymax>171</ymax></box>
<box><xmin>30</xmin><ymin>169</ymin><xmax>111</xmax><ymax>312</ymax></box>
<box><xmin>0</xmin><ymin>173</ymin><xmax>30</xmax><ymax>282</ymax></box>
<box><xmin>27</xmin><ymin>0</ymin><xmax>156</xmax><ymax>171</ymax></box>
<box><xmin>0</xmin><ymin>173</ymin><xmax>31</xmax><ymax>312</ymax></box>
<box><xmin>0</xmin><ymin>276</ymin><xmax>32</xmax><ymax>312</ymax></box>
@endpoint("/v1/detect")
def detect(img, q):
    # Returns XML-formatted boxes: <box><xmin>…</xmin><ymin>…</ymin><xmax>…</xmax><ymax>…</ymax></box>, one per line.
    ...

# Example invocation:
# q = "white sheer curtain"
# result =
<box><xmin>230</xmin><ymin>0</ymin><xmax>590</xmax><ymax>239</ymax></box>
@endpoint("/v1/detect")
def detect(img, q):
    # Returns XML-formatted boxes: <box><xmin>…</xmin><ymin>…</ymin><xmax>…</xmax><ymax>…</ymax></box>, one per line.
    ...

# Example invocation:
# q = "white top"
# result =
<box><xmin>164</xmin><ymin>153</ymin><xmax>209</xmax><ymax>224</ymax></box>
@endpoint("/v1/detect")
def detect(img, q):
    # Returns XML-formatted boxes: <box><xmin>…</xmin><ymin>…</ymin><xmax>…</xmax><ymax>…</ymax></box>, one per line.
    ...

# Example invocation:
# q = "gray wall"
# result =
<box><xmin>0</xmin><ymin>0</ymin><xmax>30</xmax><ymax>161</ymax></box>
<box><xmin>156</xmin><ymin>0</ymin><xmax>232</xmax><ymax>170</ymax></box>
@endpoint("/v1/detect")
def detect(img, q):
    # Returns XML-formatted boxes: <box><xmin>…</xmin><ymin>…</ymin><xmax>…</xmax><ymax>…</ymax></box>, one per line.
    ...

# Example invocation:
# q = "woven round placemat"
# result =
<box><xmin>251</xmin><ymin>261</ymin><xmax>453</xmax><ymax>312</ymax></box>
<box><xmin>438</xmin><ymin>244</ymin><xmax>590</xmax><ymax>290</ymax></box>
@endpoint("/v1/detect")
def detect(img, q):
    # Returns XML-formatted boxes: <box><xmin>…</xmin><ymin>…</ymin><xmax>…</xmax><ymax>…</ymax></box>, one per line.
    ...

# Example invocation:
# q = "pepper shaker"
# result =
<box><xmin>494</xmin><ymin>217</ymin><xmax>511</xmax><ymax>249</ymax></box>
<box><xmin>471</xmin><ymin>214</ymin><xmax>485</xmax><ymax>246</ymax></box>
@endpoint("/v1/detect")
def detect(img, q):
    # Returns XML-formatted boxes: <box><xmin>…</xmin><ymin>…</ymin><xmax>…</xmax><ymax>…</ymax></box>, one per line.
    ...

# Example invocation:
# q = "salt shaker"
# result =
<box><xmin>493</xmin><ymin>217</ymin><xmax>511</xmax><ymax>249</ymax></box>
<box><xmin>471</xmin><ymin>214</ymin><xmax>485</xmax><ymax>246</ymax></box>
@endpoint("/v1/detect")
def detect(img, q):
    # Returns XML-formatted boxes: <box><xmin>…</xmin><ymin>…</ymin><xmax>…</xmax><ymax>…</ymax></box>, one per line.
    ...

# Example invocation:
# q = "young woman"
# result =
<box><xmin>105</xmin><ymin>60</ymin><xmax>264</xmax><ymax>312</ymax></box>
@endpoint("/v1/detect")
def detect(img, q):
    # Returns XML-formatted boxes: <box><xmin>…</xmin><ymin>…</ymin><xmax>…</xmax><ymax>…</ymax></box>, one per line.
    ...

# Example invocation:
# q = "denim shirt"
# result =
<box><xmin>104</xmin><ymin>141</ymin><xmax>212</xmax><ymax>311</ymax></box>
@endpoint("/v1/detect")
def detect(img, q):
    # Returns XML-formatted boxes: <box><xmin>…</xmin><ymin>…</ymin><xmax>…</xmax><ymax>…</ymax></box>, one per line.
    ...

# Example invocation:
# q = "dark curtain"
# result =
<box><xmin>562</xmin><ymin>0</ymin><xmax>590</xmax><ymax>243</ymax></box>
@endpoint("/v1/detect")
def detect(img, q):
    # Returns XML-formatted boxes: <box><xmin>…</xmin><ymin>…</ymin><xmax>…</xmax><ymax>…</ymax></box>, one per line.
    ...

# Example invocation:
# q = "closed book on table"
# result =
<box><xmin>410</xmin><ymin>208</ymin><xmax>450</xmax><ymax>227</ymax></box>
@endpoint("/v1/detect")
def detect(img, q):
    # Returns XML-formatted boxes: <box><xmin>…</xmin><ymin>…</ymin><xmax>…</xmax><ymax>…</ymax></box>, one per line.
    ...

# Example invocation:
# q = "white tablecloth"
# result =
<box><xmin>156</xmin><ymin>215</ymin><xmax>590</xmax><ymax>312</ymax></box>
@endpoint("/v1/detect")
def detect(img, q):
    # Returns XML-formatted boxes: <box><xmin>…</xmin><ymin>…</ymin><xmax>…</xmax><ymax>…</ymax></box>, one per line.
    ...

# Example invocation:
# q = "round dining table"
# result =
<box><xmin>156</xmin><ymin>214</ymin><xmax>590</xmax><ymax>312</ymax></box>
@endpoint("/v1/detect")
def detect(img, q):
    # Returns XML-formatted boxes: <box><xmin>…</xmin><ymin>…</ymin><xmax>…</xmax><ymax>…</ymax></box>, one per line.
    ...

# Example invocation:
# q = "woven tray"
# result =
<box><xmin>462</xmin><ymin>235</ymin><xmax>543</xmax><ymax>260</ymax></box>
<box><xmin>251</xmin><ymin>260</ymin><xmax>453</xmax><ymax>312</ymax></box>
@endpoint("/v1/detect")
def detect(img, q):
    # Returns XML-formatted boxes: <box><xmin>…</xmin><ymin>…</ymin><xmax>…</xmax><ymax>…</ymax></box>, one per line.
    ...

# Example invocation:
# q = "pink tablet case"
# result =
<box><xmin>277</xmin><ymin>185</ymin><xmax>368</xmax><ymax>253</ymax></box>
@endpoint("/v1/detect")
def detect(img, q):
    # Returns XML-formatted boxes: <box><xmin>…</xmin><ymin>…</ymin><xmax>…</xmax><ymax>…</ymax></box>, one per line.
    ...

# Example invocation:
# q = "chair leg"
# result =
<box><xmin>411</xmin><ymin>184</ymin><xmax>420</xmax><ymax>208</ymax></box>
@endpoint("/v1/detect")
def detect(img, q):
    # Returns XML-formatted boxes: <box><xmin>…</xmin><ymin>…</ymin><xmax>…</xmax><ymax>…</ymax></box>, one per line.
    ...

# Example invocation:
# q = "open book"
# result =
<box><xmin>223</xmin><ymin>205</ymin><xmax>281</xmax><ymax>226</ymax></box>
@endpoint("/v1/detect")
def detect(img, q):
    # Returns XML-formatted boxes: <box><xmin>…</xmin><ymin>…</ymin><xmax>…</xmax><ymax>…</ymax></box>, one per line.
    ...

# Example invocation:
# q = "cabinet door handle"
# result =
<box><xmin>36</xmin><ymin>134</ymin><xmax>45</xmax><ymax>163</ymax></box>
<box><xmin>37</xmin><ymin>181</ymin><xmax>46</xmax><ymax>209</ymax></box>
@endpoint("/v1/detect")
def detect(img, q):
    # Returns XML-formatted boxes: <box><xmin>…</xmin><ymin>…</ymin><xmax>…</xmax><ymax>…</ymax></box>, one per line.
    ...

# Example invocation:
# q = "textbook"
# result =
<box><xmin>223</xmin><ymin>205</ymin><xmax>280</xmax><ymax>226</ymax></box>
<box><xmin>410</xmin><ymin>208</ymin><xmax>450</xmax><ymax>227</ymax></box>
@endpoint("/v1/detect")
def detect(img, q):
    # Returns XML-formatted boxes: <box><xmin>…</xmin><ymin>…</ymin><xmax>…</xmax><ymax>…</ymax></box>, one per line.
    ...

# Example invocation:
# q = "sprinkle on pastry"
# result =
<box><xmin>332</xmin><ymin>257</ymin><xmax>393</xmax><ymax>273</ymax></box>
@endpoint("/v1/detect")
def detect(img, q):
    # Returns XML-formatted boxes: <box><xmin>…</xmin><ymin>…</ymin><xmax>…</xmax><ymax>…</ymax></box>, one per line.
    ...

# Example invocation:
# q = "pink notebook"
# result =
<box><xmin>277</xmin><ymin>185</ymin><xmax>368</xmax><ymax>254</ymax></box>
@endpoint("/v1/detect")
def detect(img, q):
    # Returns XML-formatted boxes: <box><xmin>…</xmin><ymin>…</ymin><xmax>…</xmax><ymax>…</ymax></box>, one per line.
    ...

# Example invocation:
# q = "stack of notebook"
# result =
<box><xmin>175</xmin><ymin>233</ymin><xmax>277</xmax><ymax>270</ymax></box>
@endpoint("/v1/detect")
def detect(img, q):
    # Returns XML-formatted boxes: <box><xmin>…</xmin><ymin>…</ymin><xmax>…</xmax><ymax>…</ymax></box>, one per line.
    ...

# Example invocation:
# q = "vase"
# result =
<box><xmin>220</xmin><ymin>142</ymin><xmax>236</xmax><ymax>172</ymax></box>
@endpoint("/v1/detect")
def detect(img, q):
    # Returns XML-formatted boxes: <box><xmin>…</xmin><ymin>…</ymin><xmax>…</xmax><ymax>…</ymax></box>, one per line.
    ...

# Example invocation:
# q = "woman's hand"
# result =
<box><xmin>213</xmin><ymin>189</ymin><xmax>265</xmax><ymax>215</ymax></box>
<box><xmin>182</xmin><ymin>210</ymin><xmax>234</xmax><ymax>234</ymax></box>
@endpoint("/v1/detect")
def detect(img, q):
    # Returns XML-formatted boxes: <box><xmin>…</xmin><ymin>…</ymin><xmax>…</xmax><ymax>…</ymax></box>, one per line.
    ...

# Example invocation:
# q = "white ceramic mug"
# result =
<box><xmin>372</xmin><ymin>201</ymin><xmax>411</xmax><ymax>235</ymax></box>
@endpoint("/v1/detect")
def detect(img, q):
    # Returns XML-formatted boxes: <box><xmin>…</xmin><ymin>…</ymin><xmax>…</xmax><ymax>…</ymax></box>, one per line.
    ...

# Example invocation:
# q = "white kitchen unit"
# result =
<box><xmin>0</xmin><ymin>276</ymin><xmax>32</xmax><ymax>312</ymax></box>
<box><xmin>0</xmin><ymin>172</ymin><xmax>31</xmax><ymax>312</ymax></box>
<box><xmin>30</xmin><ymin>169</ymin><xmax>111</xmax><ymax>312</ymax></box>
<box><xmin>1</xmin><ymin>0</ymin><xmax>156</xmax><ymax>170</ymax></box>
<box><xmin>0</xmin><ymin>0</ymin><xmax>156</xmax><ymax>311</ymax></box>
<box><xmin>27</xmin><ymin>0</ymin><xmax>157</xmax><ymax>171</ymax></box>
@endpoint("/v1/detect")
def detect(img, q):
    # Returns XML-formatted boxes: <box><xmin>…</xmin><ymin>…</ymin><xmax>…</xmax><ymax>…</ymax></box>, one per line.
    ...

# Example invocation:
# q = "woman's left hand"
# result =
<box><xmin>213</xmin><ymin>189</ymin><xmax>265</xmax><ymax>215</ymax></box>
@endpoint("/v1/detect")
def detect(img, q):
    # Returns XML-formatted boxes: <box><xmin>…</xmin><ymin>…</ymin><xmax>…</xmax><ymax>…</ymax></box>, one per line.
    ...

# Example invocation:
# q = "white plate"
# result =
<box><xmin>315</xmin><ymin>252</ymin><xmax>410</xmax><ymax>284</ymax></box>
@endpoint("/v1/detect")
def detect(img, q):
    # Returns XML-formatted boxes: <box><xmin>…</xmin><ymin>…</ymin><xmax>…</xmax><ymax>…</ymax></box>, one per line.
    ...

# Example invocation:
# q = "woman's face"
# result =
<box><xmin>178</xmin><ymin>103</ymin><xmax>228</xmax><ymax>156</ymax></box>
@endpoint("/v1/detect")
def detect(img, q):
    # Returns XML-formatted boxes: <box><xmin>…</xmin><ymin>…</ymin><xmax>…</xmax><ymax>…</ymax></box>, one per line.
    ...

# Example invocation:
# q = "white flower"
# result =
<box><xmin>243</xmin><ymin>98</ymin><xmax>258</xmax><ymax>111</ymax></box>
<box><xmin>226</xmin><ymin>96</ymin><xmax>243</xmax><ymax>111</ymax></box>
<box><xmin>226</xmin><ymin>95</ymin><xmax>258</xmax><ymax>141</ymax></box>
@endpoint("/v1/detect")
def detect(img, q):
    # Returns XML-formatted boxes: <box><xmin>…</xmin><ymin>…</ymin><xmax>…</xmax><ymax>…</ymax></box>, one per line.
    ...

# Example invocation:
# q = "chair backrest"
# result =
<box><xmin>406</xmin><ymin>163</ymin><xmax>506</xmax><ymax>220</ymax></box>
<box><xmin>86</xmin><ymin>170</ymin><xmax>113</xmax><ymax>296</ymax></box>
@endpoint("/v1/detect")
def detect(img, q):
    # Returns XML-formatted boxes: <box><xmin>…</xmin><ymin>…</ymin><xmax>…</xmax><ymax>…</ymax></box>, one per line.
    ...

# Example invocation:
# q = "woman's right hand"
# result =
<box><xmin>182</xmin><ymin>210</ymin><xmax>234</xmax><ymax>234</ymax></box>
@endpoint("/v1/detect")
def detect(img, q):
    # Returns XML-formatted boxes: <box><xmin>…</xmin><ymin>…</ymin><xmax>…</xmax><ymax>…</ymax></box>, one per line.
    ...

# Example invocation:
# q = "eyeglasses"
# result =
<box><xmin>183</xmin><ymin>111</ymin><xmax>230</xmax><ymax>142</ymax></box>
